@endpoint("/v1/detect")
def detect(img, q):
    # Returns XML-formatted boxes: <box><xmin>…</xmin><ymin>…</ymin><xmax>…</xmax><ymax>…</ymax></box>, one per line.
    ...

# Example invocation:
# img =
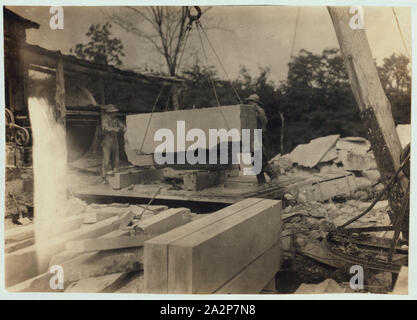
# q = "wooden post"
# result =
<box><xmin>54</xmin><ymin>55</ymin><xmax>66</xmax><ymax>127</ymax></box>
<box><xmin>171</xmin><ymin>84</ymin><xmax>180</xmax><ymax>110</ymax></box>
<box><xmin>327</xmin><ymin>7</ymin><xmax>408</xmax><ymax>231</ymax></box>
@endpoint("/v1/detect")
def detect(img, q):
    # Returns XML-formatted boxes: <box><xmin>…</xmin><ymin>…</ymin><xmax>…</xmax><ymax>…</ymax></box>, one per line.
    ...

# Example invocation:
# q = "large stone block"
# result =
<box><xmin>125</xmin><ymin>104</ymin><xmax>257</xmax><ymax>166</ymax></box>
<box><xmin>144</xmin><ymin>198</ymin><xmax>281</xmax><ymax>294</ymax></box>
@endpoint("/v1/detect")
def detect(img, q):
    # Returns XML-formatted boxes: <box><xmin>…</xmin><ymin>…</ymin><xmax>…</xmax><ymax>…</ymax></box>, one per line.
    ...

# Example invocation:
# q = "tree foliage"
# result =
<box><xmin>377</xmin><ymin>53</ymin><xmax>411</xmax><ymax>124</ymax></box>
<box><xmin>180</xmin><ymin>48</ymin><xmax>411</xmax><ymax>157</ymax></box>
<box><xmin>70</xmin><ymin>22</ymin><xmax>125</xmax><ymax>66</ymax></box>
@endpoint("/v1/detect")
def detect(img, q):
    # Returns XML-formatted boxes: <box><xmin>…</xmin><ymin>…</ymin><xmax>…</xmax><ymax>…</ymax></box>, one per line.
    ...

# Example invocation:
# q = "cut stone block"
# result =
<box><xmin>5</xmin><ymin>224</ymin><xmax>34</xmax><ymax>244</ymax></box>
<box><xmin>107</xmin><ymin>168</ymin><xmax>163</xmax><ymax>190</ymax></box>
<box><xmin>144</xmin><ymin>198</ymin><xmax>281</xmax><ymax>294</ymax></box>
<box><xmin>215</xmin><ymin>243</ymin><xmax>280</xmax><ymax>294</ymax></box>
<box><xmin>66</xmin><ymin>234</ymin><xmax>150</xmax><ymax>253</ymax></box>
<box><xmin>65</xmin><ymin>273</ymin><xmax>129</xmax><ymax>293</ymax></box>
<box><xmin>5</xmin><ymin>216</ymin><xmax>120</xmax><ymax>287</ymax></box>
<box><xmin>339</xmin><ymin>150</ymin><xmax>377</xmax><ymax>171</ymax></box>
<box><xmin>5</xmin><ymin>237</ymin><xmax>35</xmax><ymax>253</ymax></box>
<box><xmin>125</xmin><ymin>104</ymin><xmax>257</xmax><ymax>166</ymax></box>
<box><xmin>135</xmin><ymin>208</ymin><xmax>191</xmax><ymax>235</ymax></box>
<box><xmin>144</xmin><ymin>198</ymin><xmax>265</xmax><ymax>293</ymax></box>
<box><xmin>290</xmin><ymin>174</ymin><xmax>357</xmax><ymax>202</ymax></box>
<box><xmin>183</xmin><ymin>170</ymin><xmax>226</xmax><ymax>191</ymax></box>
<box><xmin>168</xmin><ymin>200</ymin><xmax>281</xmax><ymax>293</ymax></box>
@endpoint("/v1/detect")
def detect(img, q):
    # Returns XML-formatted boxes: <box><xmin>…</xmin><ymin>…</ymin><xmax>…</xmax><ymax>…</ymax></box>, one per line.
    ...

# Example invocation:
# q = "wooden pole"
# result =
<box><xmin>55</xmin><ymin>54</ymin><xmax>66</xmax><ymax>127</ymax></box>
<box><xmin>279</xmin><ymin>111</ymin><xmax>285</xmax><ymax>155</ymax></box>
<box><xmin>327</xmin><ymin>6</ymin><xmax>408</xmax><ymax>231</ymax></box>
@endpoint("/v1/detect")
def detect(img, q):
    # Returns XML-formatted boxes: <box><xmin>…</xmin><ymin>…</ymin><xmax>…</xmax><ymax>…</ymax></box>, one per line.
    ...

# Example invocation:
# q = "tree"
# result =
<box><xmin>277</xmin><ymin>48</ymin><xmax>363</xmax><ymax>152</ymax></box>
<box><xmin>377</xmin><ymin>53</ymin><xmax>411</xmax><ymax>124</ymax></box>
<box><xmin>108</xmin><ymin>6</ymin><xmax>193</xmax><ymax>76</ymax></box>
<box><xmin>70</xmin><ymin>22</ymin><xmax>125</xmax><ymax>66</ymax></box>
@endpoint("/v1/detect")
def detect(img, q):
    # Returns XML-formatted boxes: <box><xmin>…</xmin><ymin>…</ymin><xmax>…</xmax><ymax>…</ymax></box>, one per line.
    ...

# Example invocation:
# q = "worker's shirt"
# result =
<box><xmin>255</xmin><ymin>105</ymin><xmax>268</xmax><ymax>131</ymax></box>
<box><xmin>101</xmin><ymin>113</ymin><xmax>125</xmax><ymax>134</ymax></box>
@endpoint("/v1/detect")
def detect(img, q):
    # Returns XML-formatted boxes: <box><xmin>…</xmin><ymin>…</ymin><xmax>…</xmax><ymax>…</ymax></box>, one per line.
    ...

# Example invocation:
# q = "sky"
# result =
<box><xmin>8</xmin><ymin>5</ymin><xmax>412</xmax><ymax>84</ymax></box>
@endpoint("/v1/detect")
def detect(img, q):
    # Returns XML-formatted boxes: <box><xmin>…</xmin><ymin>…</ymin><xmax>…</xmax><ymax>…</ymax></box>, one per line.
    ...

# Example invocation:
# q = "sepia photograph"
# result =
<box><xmin>1</xmin><ymin>3</ymin><xmax>412</xmax><ymax>298</ymax></box>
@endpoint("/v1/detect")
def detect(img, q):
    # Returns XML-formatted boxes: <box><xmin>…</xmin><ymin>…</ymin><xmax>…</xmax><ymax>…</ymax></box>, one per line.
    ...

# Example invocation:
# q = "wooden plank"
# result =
<box><xmin>74</xmin><ymin>185</ymin><xmax>243</xmax><ymax>204</ymax></box>
<box><xmin>167</xmin><ymin>199</ymin><xmax>282</xmax><ymax>293</ymax></box>
<box><xmin>328</xmin><ymin>6</ymin><xmax>408</xmax><ymax>230</ymax></box>
<box><xmin>183</xmin><ymin>170</ymin><xmax>226</xmax><ymax>191</ymax></box>
<box><xmin>144</xmin><ymin>198</ymin><xmax>265</xmax><ymax>293</ymax></box>
<box><xmin>215</xmin><ymin>243</ymin><xmax>280</xmax><ymax>294</ymax></box>
<box><xmin>134</xmin><ymin>208</ymin><xmax>191</xmax><ymax>235</ymax></box>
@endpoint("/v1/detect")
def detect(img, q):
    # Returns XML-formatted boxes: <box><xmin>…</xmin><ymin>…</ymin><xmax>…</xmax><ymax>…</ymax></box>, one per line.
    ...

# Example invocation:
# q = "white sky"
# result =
<box><xmin>9</xmin><ymin>5</ymin><xmax>412</xmax><ymax>83</ymax></box>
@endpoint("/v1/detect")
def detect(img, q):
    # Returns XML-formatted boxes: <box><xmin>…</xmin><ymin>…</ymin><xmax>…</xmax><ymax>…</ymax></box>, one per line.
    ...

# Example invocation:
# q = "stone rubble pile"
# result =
<box><xmin>271</xmin><ymin>135</ymin><xmax>385</xmax><ymax>202</ymax></box>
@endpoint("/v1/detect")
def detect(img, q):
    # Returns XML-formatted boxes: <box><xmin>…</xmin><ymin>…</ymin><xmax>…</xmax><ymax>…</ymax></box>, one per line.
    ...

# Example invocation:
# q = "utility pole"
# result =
<box><xmin>327</xmin><ymin>6</ymin><xmax>409</xmax><ymax>233</ymax></box>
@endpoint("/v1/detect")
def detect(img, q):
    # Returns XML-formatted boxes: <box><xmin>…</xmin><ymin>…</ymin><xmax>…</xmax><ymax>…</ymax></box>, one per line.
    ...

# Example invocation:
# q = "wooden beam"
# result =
<box><xmin>55</xmin><ymin>55</ymin><xmax>66</xmax><ymax>127</ymax></box>
<box><xmin>327</xmin><ymin>7</ymin><xmax>408</xmax><ymax>230</ymax></box>
<box><xmin>6</xmin><ymin>38</ymin><xmax>183</xmax><ymax>85</ymax></box>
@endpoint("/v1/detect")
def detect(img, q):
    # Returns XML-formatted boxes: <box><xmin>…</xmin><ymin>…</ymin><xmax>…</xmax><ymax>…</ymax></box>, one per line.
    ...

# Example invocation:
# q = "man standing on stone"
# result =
<box><xmin>100</xmin><ymin>104</ymin><xmax>125</xmax><ymax>182</ymax></box>
<box><xmin>245</xmin><ymin>94</ymin><xmax>278</xmax><ymax>185</ymax></box>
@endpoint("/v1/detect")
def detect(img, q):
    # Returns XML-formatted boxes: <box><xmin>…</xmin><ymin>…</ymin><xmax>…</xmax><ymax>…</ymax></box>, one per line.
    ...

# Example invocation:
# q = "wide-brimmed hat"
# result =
<box><xmin>245</xmin><ymin>94</ymin><xmax>261</xmax><ymax>105</ymax></box>
<box><xmin>105</xmin><ymin>104</ymin><xmax>118</xmax><ymax>113</ymax></box>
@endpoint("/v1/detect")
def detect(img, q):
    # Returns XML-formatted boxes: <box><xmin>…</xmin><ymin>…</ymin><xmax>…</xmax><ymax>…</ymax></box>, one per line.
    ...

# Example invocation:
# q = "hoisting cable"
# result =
<box><xmin>196</xmin><ymin>20</ymin><xmax>243</xmax><ymax>104</ymax></box>
<box><xmin>163</xmin><ymin>85</ymin><xmax>174</xmax><ymax>112</ymax></box>
<box><xmin>176</xmin><ymin>6</ymin><xmax>196</xmax><ymax>76</ymax></box>
<box><xmin>392</xmin><ymin>7</ymin><xmax>411</xmax><ymax>60</ymax></box>
<box><xmin>161</xmin><ymin>8</ymin><xmax>194</xmax><ymax>111</ymax></box>
<box><xmin>290</xmin><ymin>7</ymin><xmax>301</xmax><ymax>58</ymax></box>
<box><xmin>138</xmin><ymin>83</ymin><xmax>166</xmax><ymax>153</ymax></box>
<box><xmin>196</xmin><ymin>23</ymin><xmax>221</xmax><ymax>107</ymax></box>
<box><xmin>338</xmin><ymin>152</ymin><xmax>410</xmax><ymax>229</ymax></box>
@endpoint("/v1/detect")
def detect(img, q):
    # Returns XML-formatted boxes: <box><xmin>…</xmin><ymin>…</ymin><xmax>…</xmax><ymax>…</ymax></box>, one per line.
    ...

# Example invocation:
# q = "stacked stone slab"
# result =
<box><xmin>144</xmin><ymin>198</ymin><xmax>282</xmax><ymax>294</ymax></box>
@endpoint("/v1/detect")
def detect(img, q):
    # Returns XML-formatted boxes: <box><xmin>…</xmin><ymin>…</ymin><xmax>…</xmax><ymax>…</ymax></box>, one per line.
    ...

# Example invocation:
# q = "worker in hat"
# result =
<box><xmin>245</xmin><ymin>94</ymin><xmax>278</xmax><ymax>185</ymax></box>
<box><xmin>100</xmin><ymin>104</ymin><xmax>126</xmax><ymax>182</ymax></box>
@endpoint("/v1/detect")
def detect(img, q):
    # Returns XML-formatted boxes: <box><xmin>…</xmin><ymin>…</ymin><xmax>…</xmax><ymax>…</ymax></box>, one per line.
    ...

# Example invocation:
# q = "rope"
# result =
<box><xmin>290</xmin><ymin>7</ymin><xmax>301</xmax><ymax>58</ymax></box>
<box><xmin>163</xmin><ymin>85</ymin><xmax>174</xmax><ymax>112</ymax></box>
<box><xmin>176</xmin><ymin>26</ymin><xmax>192</xmax><ymax>75</ymax></box>
<box><xmin>392</xmin><ymin>8</ymin><xmax>411</xmax><ymax>59</ymax></box>
<box><xmin>195</xmin><ymin>23</ymin><xmax>233</xmax><ymax>131</ymax></box>
<box><xmin>197</xmin><ymin>21</ymin><xmax>243</xmax><ymax>104</ymax></box>
<box><xmin>138</xmin><ymin>83</ymin><xmax>166</xmax><ymax>153</ymax></box>
<box><xmin>196</xmin><ymin>23</ymin><xmax>220</xmax><ymax>107</ymax></box>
